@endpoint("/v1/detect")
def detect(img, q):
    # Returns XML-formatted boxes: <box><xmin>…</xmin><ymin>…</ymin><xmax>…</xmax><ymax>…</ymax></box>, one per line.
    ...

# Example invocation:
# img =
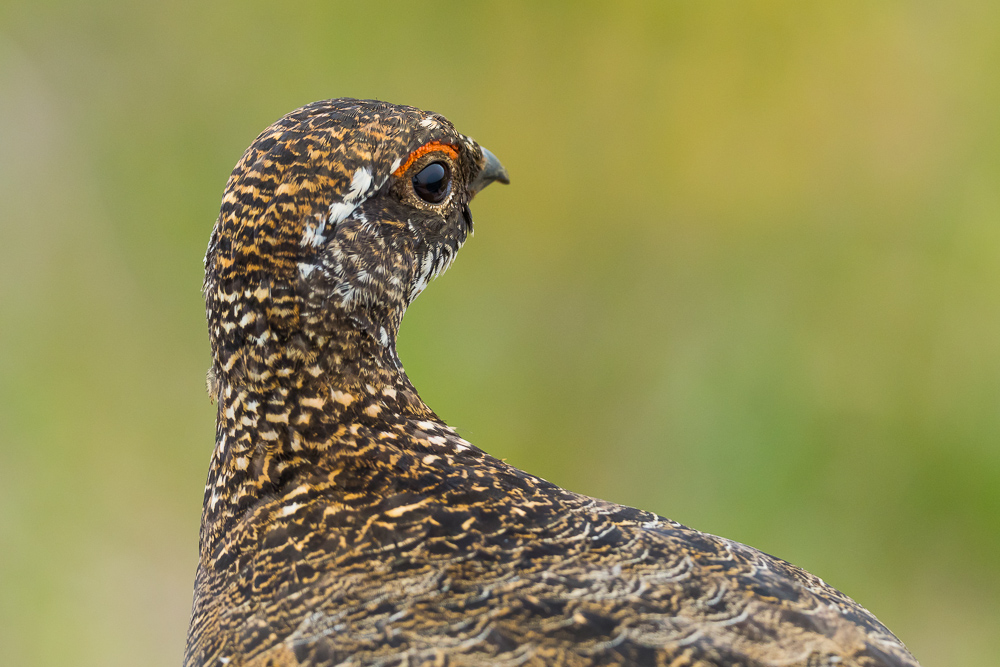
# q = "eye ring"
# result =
<box><xmin>411</xmin><ymin>161</ymin><xmax>452</xmax><ymax>205</ymax></box>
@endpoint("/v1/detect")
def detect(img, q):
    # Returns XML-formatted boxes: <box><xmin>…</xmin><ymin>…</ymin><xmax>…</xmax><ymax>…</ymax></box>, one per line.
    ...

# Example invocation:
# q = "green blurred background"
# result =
<box><xmin>1</xmin><ymin>2</ymin><xmax>998</xmax><ymax>665</ymax></box>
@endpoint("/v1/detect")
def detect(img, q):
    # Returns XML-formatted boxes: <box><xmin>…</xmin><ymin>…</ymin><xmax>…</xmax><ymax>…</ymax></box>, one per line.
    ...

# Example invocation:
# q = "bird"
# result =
<box><xmin>186</xmin><ymin>98</ymin><xmax>921</xmax><ymax>667</ymax></box>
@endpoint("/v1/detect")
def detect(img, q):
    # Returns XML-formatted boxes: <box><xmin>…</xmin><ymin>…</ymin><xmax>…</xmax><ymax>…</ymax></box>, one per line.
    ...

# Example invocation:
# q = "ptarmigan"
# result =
<box><xmin>185</xmin><ymin>98</ymin><xmax>921</xmax><ymax>667</ymax></box>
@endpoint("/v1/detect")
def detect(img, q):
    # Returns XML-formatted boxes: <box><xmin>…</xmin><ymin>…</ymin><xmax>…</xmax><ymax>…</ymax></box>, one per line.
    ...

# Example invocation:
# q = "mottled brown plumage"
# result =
<box><xmin>186</xmin><ymin>99</ymin><xmax>920</xmax><ymax>667</ymax></box>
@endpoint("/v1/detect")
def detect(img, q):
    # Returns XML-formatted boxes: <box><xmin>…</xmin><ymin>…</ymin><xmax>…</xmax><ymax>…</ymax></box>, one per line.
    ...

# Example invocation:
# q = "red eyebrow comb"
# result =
<box><xmin>393</xmin><ymin>141</ymin><xmax>459</xmax><ymax>177</ymax></box>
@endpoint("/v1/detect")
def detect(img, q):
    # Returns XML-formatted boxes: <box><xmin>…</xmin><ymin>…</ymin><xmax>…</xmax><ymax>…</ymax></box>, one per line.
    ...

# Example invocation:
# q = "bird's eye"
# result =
<box><xmin>412</xmin><ymin>161</ymin><xmax>451</xmax><ymax>204</ymax></box>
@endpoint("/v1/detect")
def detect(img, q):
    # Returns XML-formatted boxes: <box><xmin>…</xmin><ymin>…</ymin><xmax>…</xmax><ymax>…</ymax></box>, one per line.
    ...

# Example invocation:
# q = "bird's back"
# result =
<box><xmin>187</xmin><ymin>421</ymin><xmax>916</xmax><ymax>667</ymax></box>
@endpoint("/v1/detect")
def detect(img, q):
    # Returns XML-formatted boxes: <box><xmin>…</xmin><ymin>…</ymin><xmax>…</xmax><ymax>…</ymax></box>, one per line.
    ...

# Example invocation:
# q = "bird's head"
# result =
<box><xmin>204</xmin><ymin>99</ymin><xmax>508</xmax><ymax>392</ymax></box>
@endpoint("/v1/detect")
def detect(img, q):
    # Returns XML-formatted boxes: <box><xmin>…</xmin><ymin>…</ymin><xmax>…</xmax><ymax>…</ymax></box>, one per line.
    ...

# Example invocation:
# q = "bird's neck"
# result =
<box><xmin>200</xmin><ymin>322</ymin><xmax>443</xmax><ymax>549</ymax></box>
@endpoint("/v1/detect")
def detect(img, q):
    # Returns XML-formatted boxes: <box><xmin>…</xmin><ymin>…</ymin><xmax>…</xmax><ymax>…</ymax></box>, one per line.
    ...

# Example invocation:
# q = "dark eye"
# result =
<box><xmin>412</xmin><ymin>161</ymin><xmax>451</xmax><ymax>204</ymax></box>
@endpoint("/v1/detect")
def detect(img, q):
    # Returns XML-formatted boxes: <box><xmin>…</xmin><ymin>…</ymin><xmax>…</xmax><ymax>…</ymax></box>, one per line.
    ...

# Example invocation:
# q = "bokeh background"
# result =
<box><xmin>1</xmin><ymin>2</ymin><xmax>998</xmax><ymax>665</ymax></box>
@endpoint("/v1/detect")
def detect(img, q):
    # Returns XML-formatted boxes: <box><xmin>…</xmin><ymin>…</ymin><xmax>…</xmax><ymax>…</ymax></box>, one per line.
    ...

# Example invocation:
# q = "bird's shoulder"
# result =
<box><xmin>188</xmin><ymin>426</ymin><xmax>916</xmax><ymax>667</ymax></box>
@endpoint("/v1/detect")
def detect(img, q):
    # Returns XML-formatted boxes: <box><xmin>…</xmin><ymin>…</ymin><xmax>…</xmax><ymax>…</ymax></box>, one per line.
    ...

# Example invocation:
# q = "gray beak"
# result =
<box><xmin>470</xmin><ymin>147</ymin><xmax>510</xmax><ymax>195</ymax></box>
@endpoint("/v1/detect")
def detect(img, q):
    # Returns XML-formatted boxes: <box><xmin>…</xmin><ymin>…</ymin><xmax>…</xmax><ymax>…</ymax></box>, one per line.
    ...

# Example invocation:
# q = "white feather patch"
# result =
<box><xmin>300</xmin><ymin>217</ymin><xmax>327</xmax><ymax>247</ymax></box>
<box><xmin>310</xmin><ymin>167</ymin><xmax>378</xmax><ymax>247</ymax></box>
<box><xmin>327</xmin><ymin>201</ymin><xmax>356</xmax><ymax>225</ymax></box>
<box><xmin>347</xmin><ymin>167</ymin><xmax>373</xmax><ymax>200</ymax></box>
